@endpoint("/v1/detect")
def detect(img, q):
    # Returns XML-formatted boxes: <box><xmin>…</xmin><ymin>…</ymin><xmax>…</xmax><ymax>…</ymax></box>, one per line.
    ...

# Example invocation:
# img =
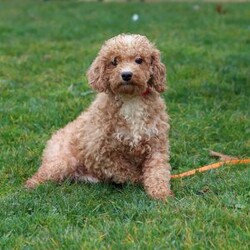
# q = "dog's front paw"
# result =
<box><xmin>145</xmin><ymin>186</ymin><xmax>174</xmax><ymax>201</ymax></box>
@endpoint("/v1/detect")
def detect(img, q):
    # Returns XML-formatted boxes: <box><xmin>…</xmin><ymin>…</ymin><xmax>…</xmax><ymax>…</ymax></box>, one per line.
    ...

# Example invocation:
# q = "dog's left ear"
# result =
<box><xmin>150</xmin><ymin>49</ymin><xmax>167</xmax><ymax>93</ymax></box>
<box><xmin>87</xmin><ymin>56</ymin><xmax>108</xmax><ymax>92</ymax></box>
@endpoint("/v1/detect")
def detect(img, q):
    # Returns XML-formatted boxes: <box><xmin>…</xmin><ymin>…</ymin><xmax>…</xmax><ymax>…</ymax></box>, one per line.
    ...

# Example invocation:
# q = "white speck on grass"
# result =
<box><xmin>193</xmin><ymin>5</ymin><xmax>200</xmax><ymax>11</ymax></box>
<box><xmin>132</xmin><ymin>14</ymin><xmax>139</xmax><ymax>22</ymax></box>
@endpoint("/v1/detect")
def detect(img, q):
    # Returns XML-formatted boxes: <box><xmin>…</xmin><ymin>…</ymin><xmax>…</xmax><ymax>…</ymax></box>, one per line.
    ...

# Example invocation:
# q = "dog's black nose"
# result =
<box><xmin>121</xmin><ymin>71</ymin><xmax>133</xmax><ymax>81</ymax></box>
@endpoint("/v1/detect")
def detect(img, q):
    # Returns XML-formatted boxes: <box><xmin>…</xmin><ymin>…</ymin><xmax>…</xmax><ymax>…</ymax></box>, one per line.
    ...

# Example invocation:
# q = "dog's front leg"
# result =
<box><xmin>142</xmin><ymin>152</ymin><xmax>172</xmax><ymax>200</ymax></box>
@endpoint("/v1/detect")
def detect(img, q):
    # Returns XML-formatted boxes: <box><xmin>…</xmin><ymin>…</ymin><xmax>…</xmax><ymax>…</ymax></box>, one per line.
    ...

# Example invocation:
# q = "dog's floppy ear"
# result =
<box><xmin>87</xmin><ymin>56</ymin><xmax>108</xmax><ymax>92</ymax></box>
<box><xmin>150</xmin><ymin>48</ymin><xmax>166</xmax><ymax>93</ymax></box>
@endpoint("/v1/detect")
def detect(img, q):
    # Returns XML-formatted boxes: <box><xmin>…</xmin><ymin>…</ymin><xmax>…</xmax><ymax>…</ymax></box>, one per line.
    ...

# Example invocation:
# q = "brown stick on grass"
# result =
<box><xmin>209</xmin><ymin>150</ymin><xmax>238</xmax><ymax>161</ymax></box>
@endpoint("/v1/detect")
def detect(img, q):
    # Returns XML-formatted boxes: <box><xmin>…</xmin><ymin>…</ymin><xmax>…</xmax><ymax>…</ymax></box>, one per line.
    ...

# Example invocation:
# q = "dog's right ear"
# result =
<box><xmin>87</xmin><ymin>56</ymin><xmax>108</xmax><ymax>92</ymax></box>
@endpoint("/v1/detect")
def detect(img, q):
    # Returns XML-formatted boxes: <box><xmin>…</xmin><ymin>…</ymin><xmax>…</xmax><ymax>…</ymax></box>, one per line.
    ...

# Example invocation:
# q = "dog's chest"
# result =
<box><xmin>115</xmin><ymin>97</ymin><xmax>158</xmax><ymax>147</ymax></box>
<box><xmin>120</xmin><ymin>97</ymin><xmax>147</xmax><ymax>131</ymax></box>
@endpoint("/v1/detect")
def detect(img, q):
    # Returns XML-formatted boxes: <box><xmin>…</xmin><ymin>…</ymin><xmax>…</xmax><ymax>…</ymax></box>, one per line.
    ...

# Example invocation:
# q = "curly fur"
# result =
<box><xmin>25</xmin><ymin>34</ymin><xmax>172</xmax><ymax>200</ymax></box>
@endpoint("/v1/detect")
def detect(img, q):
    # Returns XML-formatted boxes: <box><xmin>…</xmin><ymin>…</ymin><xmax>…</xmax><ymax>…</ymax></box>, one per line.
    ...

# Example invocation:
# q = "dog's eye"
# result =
<box><xmin>135</xmin><ymin>57</ymin><xmax>143</xmax><ymax>64</ymax></box>
<box><xmin>111</xmin><ymin>58</ymin><xmax>118</xmax><ymax>66</ymax></box>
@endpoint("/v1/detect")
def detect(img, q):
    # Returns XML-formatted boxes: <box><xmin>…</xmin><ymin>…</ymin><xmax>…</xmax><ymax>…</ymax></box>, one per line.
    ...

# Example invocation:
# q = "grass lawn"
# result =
<box><xmin>0</xmin><ymin>0</ymin><xmax>249</xmax><ymax>249</ymax></box>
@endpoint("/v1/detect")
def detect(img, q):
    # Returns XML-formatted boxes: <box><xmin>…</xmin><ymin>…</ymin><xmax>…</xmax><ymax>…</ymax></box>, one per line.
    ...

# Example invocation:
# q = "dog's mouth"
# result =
<box><xmin>118</xmin><ymin>82</ymin><xmax>136</xmax><ymax>94</ymax></box>
<box><xmin>111</xmin><ymin>78</ymin><xmax>147</xmax><ymax>95</ymax></box>
<box><xmin>121</xmin><ymin>81</ymin><xmax>132</xmax><ymax>86</ymax></box>
<box><xmin>118</xmin><ymin>81</ymin><xmax>140</xmax><ymax>95</ymax></box>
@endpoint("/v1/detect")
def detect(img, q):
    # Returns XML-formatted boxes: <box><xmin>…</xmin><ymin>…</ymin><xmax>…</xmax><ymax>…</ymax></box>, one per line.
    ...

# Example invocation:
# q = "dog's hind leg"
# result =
<box><xmin>25</xmin><ymin>158</ymin><xmax>77</xmax><ymax>189</ymax></box>
<box><xmin>25</xmin><ymin>123</ymin><xmax>80</xmax><ymax>188</ymax></box>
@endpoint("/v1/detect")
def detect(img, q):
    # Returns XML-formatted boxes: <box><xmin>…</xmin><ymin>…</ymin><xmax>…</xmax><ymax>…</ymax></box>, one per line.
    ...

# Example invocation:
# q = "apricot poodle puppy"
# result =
<box><xmin>25</xmin><ymin>34</ymin><xmax>172</xmax><ymax>200</ymax></box>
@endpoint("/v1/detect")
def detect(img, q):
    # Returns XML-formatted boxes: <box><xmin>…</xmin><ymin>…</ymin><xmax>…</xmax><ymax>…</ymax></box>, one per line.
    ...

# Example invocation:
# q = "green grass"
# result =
<box><xmin>0</xmin><ymin>0</ymin><xmax>249</xmax><ymax>249</ymax></box>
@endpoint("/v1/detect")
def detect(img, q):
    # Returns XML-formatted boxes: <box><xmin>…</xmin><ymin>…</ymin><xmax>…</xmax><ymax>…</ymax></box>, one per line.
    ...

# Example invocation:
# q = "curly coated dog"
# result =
<box><xmin>25</xmin><ymin>34</ymin><xmax>172</xmax><ymax>200</ymax></box>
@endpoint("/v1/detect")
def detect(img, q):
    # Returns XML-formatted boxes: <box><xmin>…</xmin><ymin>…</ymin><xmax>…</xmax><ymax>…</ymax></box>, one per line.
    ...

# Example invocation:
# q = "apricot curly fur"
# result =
<box><xmin>25</xmin><ymin>34</ymin><xmax>172</xmax><ymax>200</ymax></box>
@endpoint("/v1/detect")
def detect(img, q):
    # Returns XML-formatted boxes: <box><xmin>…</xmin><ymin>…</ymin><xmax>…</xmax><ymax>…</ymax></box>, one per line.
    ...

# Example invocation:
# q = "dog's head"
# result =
<box><xmin>87</xmin><ymin>34</ymin><xmax>166</xmax><ymax>96</ymax></box>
